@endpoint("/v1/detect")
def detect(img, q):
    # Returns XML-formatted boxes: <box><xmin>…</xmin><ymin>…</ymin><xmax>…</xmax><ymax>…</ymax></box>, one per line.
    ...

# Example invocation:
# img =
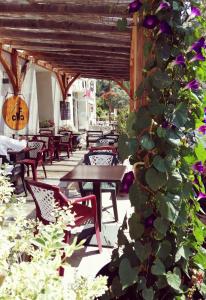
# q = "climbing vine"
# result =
<box><xmin>104</xmin><ymin>1</ymin><xmax>206</xmax><ymax>299</ymax></box>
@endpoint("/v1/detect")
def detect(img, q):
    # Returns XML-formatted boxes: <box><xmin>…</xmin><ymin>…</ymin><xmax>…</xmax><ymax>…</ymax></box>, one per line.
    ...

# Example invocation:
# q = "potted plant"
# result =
<box><xmin>98</xmin><ymin>1</ymin><xmax>206</xmax><ymax>299</ymax></box>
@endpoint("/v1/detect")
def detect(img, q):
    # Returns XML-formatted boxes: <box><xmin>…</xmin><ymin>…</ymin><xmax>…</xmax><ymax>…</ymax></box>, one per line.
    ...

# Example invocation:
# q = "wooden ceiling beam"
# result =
<box><xmin>0</xmin><ymin>29</ymin><xmax>129</xmax><ymax>45</ymax></box>
<box><xmin>0</xmin><ymin>18</ymin><xmax>130</xmax><ymax>34</ymax></box>
<box><xmin>0</xmin><ymin>3</ymin><xmax>129</xmax><ymax>17</ymax></box>
<box><xmin>2</xmin><ymin>41</ymin><xmax>130</xmax><ymax>53</ymax></box>
<box><xmin>27</xmin><ymin>51</ymin><xmax>130</xmax><ymax>60</ymax></box>
<box><xmin>36</xmin><ymin>57</ymin><xmax>129</xmax><ymax>64</ymax></box>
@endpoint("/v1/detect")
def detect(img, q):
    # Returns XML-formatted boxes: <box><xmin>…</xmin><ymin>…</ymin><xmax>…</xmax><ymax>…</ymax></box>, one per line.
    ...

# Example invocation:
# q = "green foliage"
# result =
<box><xmin>105</xmin><ymin>1</ymin><xmax>206</xmax><ymax>300</ymax></box>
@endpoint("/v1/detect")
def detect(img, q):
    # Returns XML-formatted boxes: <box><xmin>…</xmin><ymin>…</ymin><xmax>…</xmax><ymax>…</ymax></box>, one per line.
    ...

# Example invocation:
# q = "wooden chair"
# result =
<box><xmin>80</xmin><ymin>151</ymin><xmax>119</xmax><ymax>222</ymax></box>
<box><xmin>26</xmin><ymin>179</ymin><xmax>102</xmax><ymax>254</ymax></box>
<box><xmin>89</xmin><ymin>145</ymin><xmax>117</xmax><ymax>154</ymax></box>
<box><xmin>17</xmin><ymin>140</ymin><xmax>47</xmax><ymax>181</ymax></box>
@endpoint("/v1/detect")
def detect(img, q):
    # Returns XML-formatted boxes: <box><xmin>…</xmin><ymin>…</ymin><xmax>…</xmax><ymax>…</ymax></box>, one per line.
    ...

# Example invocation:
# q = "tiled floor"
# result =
<box><xmin>20</xmin><ymin>149</ymin><xmax>131</xmax><ymax>279</ymax></box>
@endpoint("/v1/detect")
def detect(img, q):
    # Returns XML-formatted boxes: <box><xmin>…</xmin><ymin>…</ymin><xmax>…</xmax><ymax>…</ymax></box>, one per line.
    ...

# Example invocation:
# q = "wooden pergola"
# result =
<box><xmin>0</xmin><ymin>0</ymin><xmax>142</xmax><ymax>109</ymax></box>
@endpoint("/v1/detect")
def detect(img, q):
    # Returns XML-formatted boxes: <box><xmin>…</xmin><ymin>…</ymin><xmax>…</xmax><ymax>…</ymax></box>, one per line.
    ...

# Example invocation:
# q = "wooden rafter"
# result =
<box><xmin>56</xmin><ymin>73</ymin><xmax>80</xmax><ymax>100</ymax></box>
<box><xmin>0</xmin><ymin>3</ymin><xmax>129</xmax><ymax>17</ymax></box>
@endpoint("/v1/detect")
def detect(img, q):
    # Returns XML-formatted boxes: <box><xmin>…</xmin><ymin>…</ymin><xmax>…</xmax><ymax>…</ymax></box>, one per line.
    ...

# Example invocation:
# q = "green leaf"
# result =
<box><xmin>166</xmin><ymin>129</ymin><xmax>181</xmax><ymax>146</ymax></box>
<box><xmin>152</xmin><ymin>156</ymin><xmax>167</xmax><ymax>173</ymax></box>
<box><xmin>193</xmin><ymin>247</ymin><xmax>206</xmax><ymax>269</ymax></box>
<box><xmin>157</xmin><ymin>193</ymin><xmax>181</xmax><ymax>223</ymax></box>
<box><xmin>166</xmin><ymin>268</ymin><xmax>183</xmax><ymax>292</ymax></box>
<box><xmin>175</xmin><ymin>246</ymin><xmax>192</xmax><ymax>263</ymax></box>
<box><xmin>167</xmin><ymin>171</ymin><xmax>182</xmax><ymax>192</ymax></box>
<box><xmin>129</xmin><ymin>183</ymin><xmax>149</xmax><ymax>210</ymax></box>
<box><xmin>195</xmin><ymin>141</ymin><xmax>206</xmax><ymax>162</ymax></box>
<box><xmin>117</xmin><ymin>18</ymin><xmax>127</xmax><ymax>31</ymax></box>
<box><xmin>157</xmin><ymin>127</ymin><xmax>167</xmax><ymax>138</ymax></box>
<box><xmin>151</xmin><ymin>70</ymin><xmax>172</xmax><ymax>89</ymax></box>
<box><xmin>145</xmin><ymin>168</ymin><xmax>167</xmax><ymax>191</ymax></box>
<box><xmin>140</xmin><ymin>135</ymin><xmax>155</xmax><ymax>150</ymax></box>
<box><xmin>137</xmin><ymin>276</ymin><xmax>146</xmax><ymax>291</ymax></box>
<box><xmin>200</xmin><ymin>283</ymin><xmax>206</xmax><ymax>296</ymax></box>
<box><xmin>132</xmin><ymin>107</ymin><xmax>152</xmax><ymax>133</ymax></box>
<box><xmin>154</xmin><ymin>218</ymin><xmax>170</xmax><ymax>236</ymax></box>
<box><xmin>142</xmin><ymin>287</ymin><xmax>154</xmax><ymax>300</ymax></box>
<box><xmin>126</xmin><ymin>113</ymin><xmax>138</xmax><ymax>137</ymax></box>
<box><xmin>172</xmin><ymin>103</ymin><xmax>188</xmax><ymax>128</ymax></box>
<box><xmin>134</xmin><ymin>241</ymin><xmax>151</xmax><ymax>263</ymax></box>
<box><xmin>156</xmin><ymin>240</ymin><xmax>172</xmax><ymax>260</ymax></box>
<box><xmin>151</xmin><ymin>258</ymin><xmax>166</xmax><ymax>275</ymax></box>
<box><xmin>119</xmin><ymin>258</ymin><xmax>138</xmax><ymax>289</ymax></box>
<box><xmin>128</xmin><ymin>213</ymin><xmax>144</xmax><ymax>239</ymax></box>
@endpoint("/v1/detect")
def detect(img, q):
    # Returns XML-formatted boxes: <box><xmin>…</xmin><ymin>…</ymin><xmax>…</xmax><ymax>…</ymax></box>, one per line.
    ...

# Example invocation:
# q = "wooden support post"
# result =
<box><xmin>0</xmin><ymin>47</ymin><xmax>29</xmax><ymax>95</ymax></box>
<box><xmin>129</xmin><ymin>14</ymin><xmax>146</xmax><ymax>112</ymax></box>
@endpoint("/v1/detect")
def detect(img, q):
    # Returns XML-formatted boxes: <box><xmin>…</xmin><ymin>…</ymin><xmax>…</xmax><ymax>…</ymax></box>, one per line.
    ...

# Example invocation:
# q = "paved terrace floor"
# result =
<box><xmin>21</xmin><ymin>149</ymin><xmax>131</xmax><ymax>278</ymax></box>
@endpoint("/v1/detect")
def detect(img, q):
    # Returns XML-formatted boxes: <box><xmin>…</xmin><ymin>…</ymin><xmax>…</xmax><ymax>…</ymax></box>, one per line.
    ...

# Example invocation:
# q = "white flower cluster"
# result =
<box><xmin>0</xmin><ymin>173</ymin><xmax>107</xmax><ymax>299</ymax></box>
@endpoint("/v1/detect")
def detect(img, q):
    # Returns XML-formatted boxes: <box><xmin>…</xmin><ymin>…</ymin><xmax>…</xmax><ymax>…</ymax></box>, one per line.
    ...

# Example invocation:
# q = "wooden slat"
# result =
<box><xmin>0</xmin><ymin>18</ymin><xmax>130</xmax><ymax>34</ymax></box>
<box><xmin>0</xmin><ymin>3</ymin><xmax>129</xmax><ymax>17</ymax></box>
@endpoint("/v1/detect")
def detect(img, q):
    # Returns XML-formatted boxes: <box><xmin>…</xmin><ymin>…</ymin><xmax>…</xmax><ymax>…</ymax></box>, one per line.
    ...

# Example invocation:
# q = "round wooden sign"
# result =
<box><xmin>2</xmin><ymin>95</ymin><xmax>29</xmax><ymax>130</ymax></box>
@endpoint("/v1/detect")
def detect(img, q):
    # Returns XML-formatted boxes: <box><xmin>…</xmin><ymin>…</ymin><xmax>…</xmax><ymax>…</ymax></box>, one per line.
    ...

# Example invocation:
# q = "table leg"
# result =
<box><xmin>93</xmin><ymin>181</ymin><xmax>102</xmax><ymax>231</ymax></box>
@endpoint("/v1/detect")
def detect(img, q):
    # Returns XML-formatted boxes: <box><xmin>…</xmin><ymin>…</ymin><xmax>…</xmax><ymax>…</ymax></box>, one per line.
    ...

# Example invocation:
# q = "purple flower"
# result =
<box><xmin>197</xmin><ymin>191</ymin><xmax>206</xmax><ymax>200</ymax></box>
<box><xmin>120</xmin><ymin>171</ymin><xmax>134</xmax><ymax>193</ymax></box>
<box><xmin>191</xmin><ymin>6</ymin><xmax>201</xmax><ymax>18</ymax></box>
<box><xmin>190</xmin><ymin>37</ymin><xmax>205</xmax><ymax>53</ymax></box>
<box><xmin>162</xmin><ymin>120</ymin><xmax>169</xmax><ymax>128</ymax></box>
<box><xmin>143</xmin><ymin>15</ymin><xmax>159</xmax><ymax>29</ymax></box>
<box><xmin>192</xmin><ymin>161</ymin><xmax>204</xmax><ymax>173</ymax></box>
<box><xmin>190</xmin><ymin>52</ymin><xmax>205</xmax><ymax>62</ymax></box>
<box><xmin>185</xmin><ymin>79</ymin><xmax>199</xmax><ymax>91</ymax></box>
<box><xmin>157</xmin><ymin>1</ymin><xmax>171</xmax><ymax>11</ymax></box>
<box><xmin>159</xmin><ymin>21</ymin><xmax>172</xmax><ymax>34</ymax></box>
<box><xmin>145</xmin><ymin>214</ymin><xmax>156</xmax><ymax>228</ymax></box>
<box><xmin>198</xmin><ymin>125</ymin><xmax>206</xmax><ymax>134</ymax></box>
<box><xmin>174</xmin><ymin>54</ymin><xmax>185</xmax><ymax>66</ymax></box>
<box><xmin>128</xmin><ymin>0</ymin><xmax>142</xmax><ymax>13</ymax></box>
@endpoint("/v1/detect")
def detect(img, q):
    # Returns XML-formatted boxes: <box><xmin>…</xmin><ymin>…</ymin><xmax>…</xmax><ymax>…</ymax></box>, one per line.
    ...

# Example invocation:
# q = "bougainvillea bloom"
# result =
<box><xmin>190</xmin><ymin>52</ymin><xmax>205</xmax><ymax>62</ymax></box>
<box><xmin>174</xmin><ymin>54</ymin><xmax>185</xmax><ymax>66</ymax></box>
<box><xmin>198</xmin><ymin>125</ymin><xmax>206</xmax><ymax>134</ymax></box>
<box><xmin>191</xmin><ymin>6</ymin><xmax>201</xmax><ymax>18</ymax></box>
<box><xmin>192</xmin><ymin>161</ymin><xmax>204</xmax><ymax>173</ymax></box>
<box><xmin>128</xmin><ymin>0</ymin><xmax>142</xmax><ymax>13</ymax></box>
<box><xmin>185</xmin><ymin>79</ymin><xmax>199</xmax><ymax>91</ymax></box>
<box><xmin>190</xmin><ymin>37</ymin><xmax>205</xmax><ymax>53</ymax></box>
<box><xmin>159</xmin><ymin>21</ymin><xmax>172</xmax><ymax>34</ymax></box>
<box><xmin>143</xmin><ymin>15</ymin><xmax>159</xmax><ymax>29</ymax></box>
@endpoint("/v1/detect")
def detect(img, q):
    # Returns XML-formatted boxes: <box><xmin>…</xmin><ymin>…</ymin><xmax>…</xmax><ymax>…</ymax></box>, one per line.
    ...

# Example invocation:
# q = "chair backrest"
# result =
<box><xmin>60</xmin><ymin>133</ymin><xmax>72</xmax><ymax>143</ymax></box>
<box><xmin>104</xmin><ymin>134</ymin><xmax>119</xmax><ymax>141</ymax></box>
<box><xmin>26</xmin><ymin>179</ymin><xmax>68</xmax><ymax>224</ymax></box>
<box><xmin>59</xmin><ymin>130</ymin><xmax>73</xmax><ymax>136</ymax></box>
<box><xmin>84</xmin><ymin>151</ymin><xmax>118</xmax><ymax>166</ymax></box>
<box><xmin>39</xmin><ymin>129</ymin><xmax>53</xmax><ymax>135</ymax></box>
<box><xmin>87</xmin><ymin>131</ymin><xmax>103</xmax><ymax>138</ymax></box>
<box><xmin>89</xmin><ymin>146</ymin><xmax>117</xmax><ymax>154</ymax></box>
<box><xmin>98</xmin><ymin>138</ymin><xmax>116</xmax><ymax>145</ymax></box>
<box><xmin>36</xmin><ymin>135</ymin><xmax>53</xmax><ymax>149</ymax></box>
<box><xmin>28</xmin><ymin>140</ymin><xmax>45</xmax><ymax>159</ymax></box>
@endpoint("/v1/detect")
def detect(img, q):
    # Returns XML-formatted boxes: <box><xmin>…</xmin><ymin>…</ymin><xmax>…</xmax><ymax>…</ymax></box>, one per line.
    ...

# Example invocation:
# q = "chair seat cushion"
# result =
<box><xmin>82</xmin><ymin>182</ymin><xmax>116</xmax><ymax>191</ymax></box>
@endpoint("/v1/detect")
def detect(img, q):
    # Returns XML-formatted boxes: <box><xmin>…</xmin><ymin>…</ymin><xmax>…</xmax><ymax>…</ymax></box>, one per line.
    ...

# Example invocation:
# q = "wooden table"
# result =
<box><xmin>60</xmin><ymin>165</ymin><xmax>126</xmax><ymax>231</ymax></box>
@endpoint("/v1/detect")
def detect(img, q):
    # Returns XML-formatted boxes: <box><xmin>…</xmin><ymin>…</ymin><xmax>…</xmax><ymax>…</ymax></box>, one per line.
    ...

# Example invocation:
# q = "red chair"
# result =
<box><xmin>56</xmin><ymin>132</ymin><xmax>72</xmax><ymax>158</ymax></box>
<box><xmin>34</xmin><ymin>135</ymin><xmax>55</xmax><ymax>164</ymax></box>
<box><xmin>39</xmin><ymin>129</ymin><xmax>53</xmax><ymax>135</ymax></box>
<box><xmin>26</xmin><ymin>180</ymin><xmax>102</xmax><ymax>254</ymax></box>
<box><xmin>17</xmin><ymin>140</ymin><xmax>47</xmax><ymax>181</ymax></box>
<box><xmin>89</xmin><ymin>145</ymin><xmax>117</xmax><ymax>154</ymax></box>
